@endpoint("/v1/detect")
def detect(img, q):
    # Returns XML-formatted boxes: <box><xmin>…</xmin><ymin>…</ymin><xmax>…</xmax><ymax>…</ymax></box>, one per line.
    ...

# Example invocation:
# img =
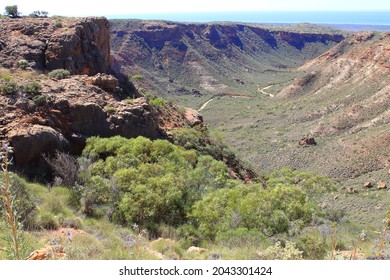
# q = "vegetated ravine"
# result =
<box><xmin>0</xmin><ymin>16</ymin><xmax>389</xmax><ymax>260</ymax></box>
<box><xmin>110</xmin><ymin>20</ymin><xmax>390</xmax><ymax>234</ymax></box>
<box><xmin>110</xmin><ymin>20</ymin><xmax>389</xmax><ymax>184</ymax></box>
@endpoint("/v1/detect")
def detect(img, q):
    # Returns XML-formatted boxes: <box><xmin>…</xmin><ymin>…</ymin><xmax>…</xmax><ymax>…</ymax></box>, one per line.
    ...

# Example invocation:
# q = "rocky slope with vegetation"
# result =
<box><xmin>0</xmin><ymin>17</ymin><xmax>208</xmax><ymax>178</ymax></box>
<box><xmin>0</xmin><ymin>17</ymin><xmax>110</xmax><ymax>74</ymax></box>
<box><xmin>110</xmin><ymin>20</ymin><xmax>344</xmax><ymax>98</ymax></box>
<box><xmin>0</xmin><ymin>16</ymin><xmax>388</xmax><ymax>261</ymax></box>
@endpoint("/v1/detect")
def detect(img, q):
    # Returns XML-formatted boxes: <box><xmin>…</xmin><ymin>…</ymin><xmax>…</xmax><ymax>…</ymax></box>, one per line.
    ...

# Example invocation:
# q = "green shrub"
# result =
<box><xmin>35</xmin><ymin>212</ymin><xmax>59</xmax><ymax>230</ymax></box>
<box><xmin>323</xmin><ymin>208</ymin><xmax>345</xmax><ymax>223</ymax></box>
<box><xmin>80</xmin><ymin>136</ymin><xmax>234</xmax><ymax>233</ymax></box>
<box><xmin>191</xmin><ymin>184</ymin><xmax>313</xmax><ymax>239</ymax></box>
<box><xmin>297</xmin><ymin>234</ymin><xmax>329</xmax><ymax>260</ymax></box>
<box><xmin>55</xmin><ymin>21</ymin><xmax>63</xmax><ymax>28</ymax></box>
<box><xmin>104</xmin><ymin>106</ymin><xmax>116</xmax><ymax>113</ymax></box>
<box><xmin>264</xmin><ymin>167</ymin><xmax>336</xmax><ymax>197</ymax></box>
<box><xmin>1</xmin><ymin>74</ymin><xmax>11</xmax><ymax>82</ymax></box>
<box><xmin>258</xmin><ymin>241</ymin><xmax>303</xmax><ymax>260</ymax></box>
<box><xmin>177</xmin><ymin>224</ymin><xmax>202</xmax><ymax>247</ymax></box>
<box><xmin>5</xmin><ymin>5</ymin><xmax>20</xmax><ymax>18</ymax></box>
<box><xmin>48</xmin><ymin>69</ymin><xmax>70</xmax><ymax>80</ymax></box>
<box><xmin>61</xmin><ymin>217</ymin><xmax>83</xmax><ymax>229</ymax></box>
<box><xmin>132</xmin><ymin>75</ymin><xmax>144</xmax><ymax>80</ymax></box>
<box><xmin>33</xmin><ymin>95</ymin><xmax>47</xmax><ymax>106</ymax></box>
<box><xmin>23</xmin><ymin>82</ymin><xmax>41</xmax><ymax>95</ymax></box>
<box><xmin>172</xmin><ymin>127</ymin><xmax>207</xmax><ymax>151</ymax></box>
<box><xmin>149</xmin><ymin>97</ymin><xmax>166</xmax><ymax>107</ymax></box>
<box><xmin>16</xmin><ymin>59</ymin><xmax>29</xmax><ymax>70</ymax></box>
<box><xmin>0</xmin><ymin>81</ymin><xmax>19</xmax><ymax>95</ymax></box>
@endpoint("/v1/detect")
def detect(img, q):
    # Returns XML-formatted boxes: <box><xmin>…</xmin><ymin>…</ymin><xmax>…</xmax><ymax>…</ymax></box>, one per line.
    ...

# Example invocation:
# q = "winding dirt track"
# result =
<box><xmin>257</xmin><ymin>85</ymin><xmax>274</xmax><ymax>97</ymax></box>
<box><xmin>198</xmin><ymin>98</ymin><xmax>215</xmax><ymax>111</ymax></box>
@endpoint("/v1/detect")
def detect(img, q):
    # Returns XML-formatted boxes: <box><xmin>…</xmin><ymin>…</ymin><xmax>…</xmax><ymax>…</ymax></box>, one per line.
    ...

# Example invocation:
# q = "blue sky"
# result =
<box><xmin>2</xmin><ymin>0</ymin><xmax>390</xmax><ymax>17</ymax></box>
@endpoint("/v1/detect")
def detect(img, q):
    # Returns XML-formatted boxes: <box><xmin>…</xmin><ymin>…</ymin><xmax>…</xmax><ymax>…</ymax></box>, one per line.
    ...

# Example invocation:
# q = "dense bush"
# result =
<box><xmin>32</xmin><ymin>95</ymin><xmax>47</xmax><ymax>106</ymax></box>
<box><xmin>264</xmin><ymin>167</ymin><xmax>336</xmax><ymax>197</ymax></box>
<box><xmin>80</xmin><ymin>136</ymin><xmax>235</xmax><ymax>231</ymax></box>
<box><xmin>191</xmin><ymin>183</ymin><xmax>313</xmax><ymax>239</ymax></box>
<box><xmin>258</xmin><ymin>241</ymin><xmax>303</xmax><ymax>260</ymax></box>
<box><xmin>16</xmin><ymin>59</ymin><xmax>29</xmax><ymax>70</ymax></box>
<box><xmin>0</xmin><ymin>81</ymin><xmax>19</xmax><ymax>95</ymax></box>
<box><xmin>23</xmin><ymin>82</ymin><xmax>41</xmax><ymax>95</ymax></box>
<box><xmin>48</xmin><ymin>69</ymin><xmax>70</xmax><ymax>80</ymax></box>
<box><xmin>297</xmin><ymin>234</ymin><xmax>329</xmax><ymax>260</ymax></box>
<box><xmin>172</xmin><ymin>127</ymin><xmax>208</xmax><ymax>150</ymax></box>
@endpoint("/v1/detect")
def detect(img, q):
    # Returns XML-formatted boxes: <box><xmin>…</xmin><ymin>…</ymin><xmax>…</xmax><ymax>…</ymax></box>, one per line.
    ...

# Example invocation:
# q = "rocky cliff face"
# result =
<box><xmin>1</xmin><ymin>73</ymin><xmax>162</xmax><ymax>176</ymax></box>
<box><xmin>0</xmin><ymin>17</ymin><xmax>204</xmax><ymax>177</ymax></box>
<box><xmin>110</xmin><ymin>20</ymin><xmax>344</xmax><ymax>96</ymax></box>
<box><xmin>0</xmin><ymin>17</ymin><xmax>110</xmax><ymax>75</ymax></box>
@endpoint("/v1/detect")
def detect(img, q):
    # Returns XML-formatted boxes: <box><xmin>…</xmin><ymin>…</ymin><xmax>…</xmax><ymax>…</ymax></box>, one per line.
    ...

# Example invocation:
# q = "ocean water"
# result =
<box><xmin>108</xmin><ymin>11</ymin><xmax>390</xmax><ymax>25</ymax></box>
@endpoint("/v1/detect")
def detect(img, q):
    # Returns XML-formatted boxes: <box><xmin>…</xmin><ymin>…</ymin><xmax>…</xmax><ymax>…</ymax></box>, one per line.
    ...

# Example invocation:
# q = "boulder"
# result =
<box><xmin>184</xmin><ymin>108</ymin><xmax>203</xmax><ymax>127</ymax></box>
<box><xmin>363</xmin><ymin>182</ymin><xmax>373</xmax><ymax>188</ymax></box>
<box><xmin>377</xmin><ymin>181</ymin><xmax>387</xmax><ymax>190</ymax></box>
<box><xmin>299</xmin><ymin>136</ymin><xmax>317</xmax><ymax>146</ymax></box>
<box><xmin>87</xmin><ymin>73</ymin><xmax>118</xmax><ymax>93</ymax></box>
<box><xmin>27</xmin><ymin>245</ymin><xmax>66</xmax><ymax>260</ymax></box>
<box><xmin>8</xmin><ymin>125</ymin><xmax>69</xmax><ymax>166</ymax></box>
<box><xmin>187</xmin><ymin>246</ymin><xmax>208</xmax><ymax>254</ymax></box>
<box><xmin>347</xmin><ymin>187</ymin><xmax>358</xmax><ymax>194</ymax></box>
<box><xmin>69</xmin><ymin>102</ymin><xmax>109</xmax><ymax>136</ymax></box>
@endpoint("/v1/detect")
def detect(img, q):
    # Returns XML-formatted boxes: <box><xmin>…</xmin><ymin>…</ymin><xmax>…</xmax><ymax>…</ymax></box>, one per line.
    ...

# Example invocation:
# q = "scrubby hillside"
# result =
<box><xmin>110</xmin><ymin>20</ymin><xmax>344</xmax><ymax>104</ymax></box>
<box><xmin>1</xmin><ymin>17</ymin><xmax>388</xmax><ymax>261</ymax></box>
<box><xmin>0</xmin><ymin>17</ymin><xmax>206</xmax><ymax>178</ymax></box>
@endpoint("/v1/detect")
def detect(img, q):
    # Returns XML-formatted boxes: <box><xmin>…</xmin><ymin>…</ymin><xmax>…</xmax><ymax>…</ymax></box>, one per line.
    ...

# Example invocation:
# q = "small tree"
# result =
<box><xmin>29</xmin><ymin>10</ymin><xmax>48</xmax><ymax>18</ymax></box>
<box><xmin>5</xmin><ymin>5</ymin><xmax>20</xmax><ymax>18</ymax></box>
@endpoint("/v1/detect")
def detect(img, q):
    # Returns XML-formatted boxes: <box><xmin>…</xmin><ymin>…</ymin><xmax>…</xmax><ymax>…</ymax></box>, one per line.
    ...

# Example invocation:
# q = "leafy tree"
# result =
<box><xmin>80</xmin><ymin>136</ymin><xmax>235</xmax><ymax>232</ymax></box>
<box><xmin>29</xmin><ymin>10</ymin><xmax>48</xmax><ymax>18</ymax></box>
<box><xmin>191</xmin><ymin>184</ymin><xmax>313</xmax><ymax>239</ymax></box>
<box><xmin>4</xmin><ymin>5</ymin><xmax>20</xmax><ymax>18</ymax></box>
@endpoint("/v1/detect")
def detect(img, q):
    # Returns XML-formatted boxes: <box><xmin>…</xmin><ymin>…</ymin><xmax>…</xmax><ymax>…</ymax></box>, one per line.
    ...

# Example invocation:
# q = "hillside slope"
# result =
<box><xmin>0</xmin><ymin>17</ymin><xmax>203</xmax><ymax>177</ymax></box>
<box><xmin>110</xmin><ymin>20</ymin><xmax>389</xmax><ymax>182</ymax></box>
<box><xmin>201</xmin><ymin>31</ymin><xmax>389</xmax><ymax>183</ymax></box>
<box><xmin>277</xmin><ymin>32</ymin><xmax>390</xmax><ymax>177</ymax></box>
<box><xmin>110</xmin><ymin>20</ymin><xmax>344</xmax><ymax>101</ymax></box>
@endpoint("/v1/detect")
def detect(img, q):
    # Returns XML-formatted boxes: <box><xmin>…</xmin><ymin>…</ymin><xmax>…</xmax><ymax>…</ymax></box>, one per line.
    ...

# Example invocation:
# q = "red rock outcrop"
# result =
<box><xmin>0</xmin><ymin>17</ymin><xmax>110</xmax><ymax>75</ymax></box>
<box><xmin>1</xmin><ymin>74</ymin><xmax>160</xmax><ymax>176</ymax></box>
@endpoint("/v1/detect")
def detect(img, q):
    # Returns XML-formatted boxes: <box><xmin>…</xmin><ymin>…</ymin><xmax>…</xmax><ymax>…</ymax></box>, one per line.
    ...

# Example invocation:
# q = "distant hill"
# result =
<box><xmin>110</xmin><ymin>20</ymin><xmax>389</xmax><ymax>183</ymax></box>
<box><xmin>110</xmin><ymin>20</ymin><xmax>344</xmax><ymax>99</ymax></box>
<box><xmin>325</xmin><ymin>24</ymin><xmax>390</xmax><ymax>32</ymax></box>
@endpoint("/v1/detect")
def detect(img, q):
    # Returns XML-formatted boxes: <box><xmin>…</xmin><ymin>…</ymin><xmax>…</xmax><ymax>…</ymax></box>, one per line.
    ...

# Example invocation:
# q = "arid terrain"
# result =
<box><xmin>0</xmin><ymin>16</ymin><xmax>388</xmax><ymax>260</ymax></box>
